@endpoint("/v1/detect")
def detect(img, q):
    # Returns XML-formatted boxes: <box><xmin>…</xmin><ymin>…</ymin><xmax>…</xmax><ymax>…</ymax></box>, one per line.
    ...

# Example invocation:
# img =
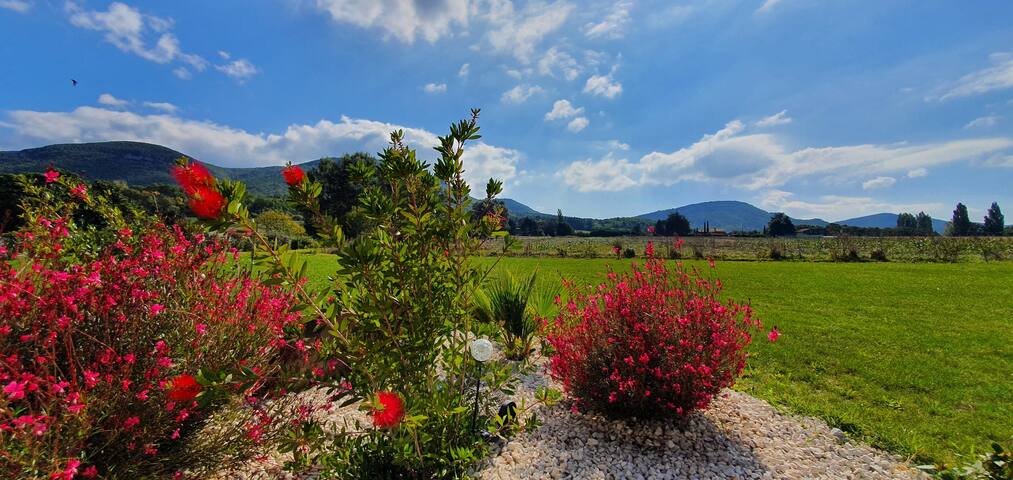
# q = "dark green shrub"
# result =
<box><xmin>623</xmin><ymin>247</ymin><xmax>636</xmax><ymax>258</ymax></box>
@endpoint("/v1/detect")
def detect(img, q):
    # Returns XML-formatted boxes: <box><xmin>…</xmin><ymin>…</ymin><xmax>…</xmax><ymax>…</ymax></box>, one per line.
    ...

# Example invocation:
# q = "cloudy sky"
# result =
<box><xmin>1</xmin><ymin>0</ymin><xmax>1011</xmax><ymax>221</ymax></box>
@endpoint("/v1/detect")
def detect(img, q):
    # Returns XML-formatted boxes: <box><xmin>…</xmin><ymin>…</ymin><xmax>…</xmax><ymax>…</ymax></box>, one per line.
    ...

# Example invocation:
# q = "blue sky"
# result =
<box><xmin>1</xmin><ymin>0</ymin><xmax>1011</xmax><ymax>221</ymax></box>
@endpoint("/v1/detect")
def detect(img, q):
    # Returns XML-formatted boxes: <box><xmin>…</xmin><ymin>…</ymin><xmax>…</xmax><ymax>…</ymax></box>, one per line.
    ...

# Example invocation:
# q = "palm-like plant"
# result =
<box><xmin>473</xmin><ymin>271</ymin><xmax>557</xmax><ymax>361</ymax></box>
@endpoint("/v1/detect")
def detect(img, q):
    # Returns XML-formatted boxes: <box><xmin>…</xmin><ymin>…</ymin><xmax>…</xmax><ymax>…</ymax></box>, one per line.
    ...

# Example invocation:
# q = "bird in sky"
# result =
<box><xmin>71</xmin><ymin>79</ymin><xmax>77</xmax><ymax>87</ymax></box>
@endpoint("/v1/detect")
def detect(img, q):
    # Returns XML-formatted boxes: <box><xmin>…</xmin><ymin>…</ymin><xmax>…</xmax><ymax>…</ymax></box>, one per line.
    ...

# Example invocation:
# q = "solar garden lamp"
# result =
<box><xmin>469</xmin><ymin>338</ymin><xmax>493</xmax><ymax>433</ymax></box>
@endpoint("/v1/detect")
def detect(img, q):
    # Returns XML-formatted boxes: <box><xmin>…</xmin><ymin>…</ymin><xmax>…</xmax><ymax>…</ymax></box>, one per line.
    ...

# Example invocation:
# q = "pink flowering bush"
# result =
<box><xmin>0</xmin><ymin>174</ymin><xmax>306</xmax><ymax>478</ymax></box>
<box><xmin>544</xmin><ymin>241</ymin><xmax>770</xmax><ymax>418</ymax></box>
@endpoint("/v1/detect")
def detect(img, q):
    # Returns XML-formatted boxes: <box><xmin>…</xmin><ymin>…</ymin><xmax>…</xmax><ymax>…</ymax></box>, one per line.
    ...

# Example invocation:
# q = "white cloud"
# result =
<box><xmin>458</xmin><ymin>63</ymin><xmax>470</xmax><ymax>78</ymax></box>
<box><xmin>314</xmin><ymin>0</ymin><xmax>470</xmax><ymax>44</ymax></box>
<box><xmin>583</xmin><ymin>73</ymin><xmax>622</xmax><ymax>99</ymax></box>
<box><xmin>0</xmin><ymin>0</ymin><xmax>31</xmax><ymax>13</ymax></box>
<box><xmin>583</xmin><ymin>0</ymin><xmax>631</xmax><ymax>40</ymax></box>
<box><xmin>97</xmin><ymin>93</ymin><xmax>128</xmax><ymax>108</ymax></box>
<box><xmin>758</xmin><ymin>190</ymin><xmax>944</xmax><ymax>221</ymax></box>
<box><xmin>544</xmin><ymin>99</ymin><xmax>583</xmax><ymax>120</ymax></box>
<box><xmin>486</xmin><ymin>1</ymin><xmax>575</xmax><ymax>63</ymax></box>
<box><xmin>964</xmin><ymin>115</ymin><xmax>1001</xmax><ymax>129</ymax></box>
<box><xmin>907</xmin><ymin>168</ymin><xmax>928</xmax><ymax>178</ymax></box>
<box><xmin>67</xmin><ymin>2</ymin><xmax>191</xmax><ymax>64</ymax></box>
<box><xmin>938</xmin><ymin>52</ymin><xmax>1013</xmax><ymax>101</ymax></box>
<box><xmin>423</xmin><ymin>83</ymin><xmax>448</xmax><ymax>94</ymax></box>
<box><xmin>501</xmin><ymin>84</ymin><xmax>544</xmax><ymax>104</ymax></box>
<box><xmin>566</xmin><ymin>116</ymin><xmax>589</xmax><ymax>132</ymax></box>
<box><xmin>215</xmin><ymin>59</ymin><xmax>258</xmax><ymax>81</ymax></box>
<box><xmin>861</xmin><ymin>176</ymin><xmax>896</xmax><ymax>190</ymax></box>
<box><xmin>218</xmin><ymin>50</ymin><xmax>230</xmax><ymax>60</ymax></box>
<box><xmin>755</xmin><ymin>110</ymin><xmax>792</xmax><ymax>127</ymax></box>
<box><xmin>537</xmin><ymin>47</ymin><xmax>580</xmax><ymax>80</ymax></box>
<box><xmin>0</xmin><ymin>105</ymin><xmax>522</xmax><ymax>190</ymax></box>
<box><xmin>65</xmin><ymin>1</ymin><xmax>219</xmax><ymax>79</ymax></box>
<box><xmin>559</xmin><ymin>155</ymin><xmax>638</xmax><ymax>192</ymax></box>
<box><xmin>557</xmin><ymin>119</ymin><xmax>1013</xmax><ymax>192</ymax></box>
<box><xmin>142</xmin><ymin>101</ymin><xmax>177</xmax><ymax>113</ymax></box>
<box><xmin>756</xmin><ymin>0</ymin><xmax>782</xmax><ymax>13</ymax></box>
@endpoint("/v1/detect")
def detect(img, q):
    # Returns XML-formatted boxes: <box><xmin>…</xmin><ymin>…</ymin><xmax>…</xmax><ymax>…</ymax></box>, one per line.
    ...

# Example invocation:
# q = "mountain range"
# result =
<box><xmin>1</xmin><ymin>141</ymin><xmax>947</xmax><ymax>233</ymax></box>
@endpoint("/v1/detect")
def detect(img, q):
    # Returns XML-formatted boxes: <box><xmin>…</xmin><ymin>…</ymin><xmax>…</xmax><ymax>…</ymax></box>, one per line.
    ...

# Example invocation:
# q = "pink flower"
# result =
<box><xmin>83</xmin><ymin>370</ymin><xmax>100</xmax><ymax>388</ymax></box>
<box><xmin>123</xmin><ymin>416</ymin><xmax>140</xmax><ymax>430</ymax></box>
<box><xmin>3</xmin><ymin>380</ymin><xmax>26</xmax><ymax>400</ymax></box>
<box><xmin>70</xmin><ymin>183</ymin><xmax>89</xmax><ymax>201</ymax></box>
<box><xmin>646</xmin><ymin>225</ymin><xmax>656</xmax><ymax>234</ymax></box>
<box><xmin>767</xmin><ymin>328</ymin><xmax>780</xmax><ymax>343</ymax></box>
<box><xmin>150</xmin><ymin>304</ymin><xmax>165</xmax><ymax>315</ymax></box>
<box><xmin>53</xmin><ymin>458</ymin><xmax>80</xmax><ymax>480</ymax></box>
<box><xmin>44</xmin><ymin>168</ymin><xmax>60</xmax><ymax>184</ymax></box>
<box><xmin>194</xmin><ymin>323</ymin><xmax>207</xmax><ymax>335</ymax></box>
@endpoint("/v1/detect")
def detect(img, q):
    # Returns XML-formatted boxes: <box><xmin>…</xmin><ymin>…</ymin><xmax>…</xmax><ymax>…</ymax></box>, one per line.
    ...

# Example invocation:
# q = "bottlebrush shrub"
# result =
<box><xmin>0</xmin><ymin>181</ymin><xmax>306</xmax><ymax>478</ymax></box>
<box><xmin>188</xmin><ymin>111</ymin><xmax>554</xmax><ymax>479</ymax></box>
<box><xmin>544</xmin><ymin>244</ymin><xmax>767</xmax><ymax>419</ymax></box>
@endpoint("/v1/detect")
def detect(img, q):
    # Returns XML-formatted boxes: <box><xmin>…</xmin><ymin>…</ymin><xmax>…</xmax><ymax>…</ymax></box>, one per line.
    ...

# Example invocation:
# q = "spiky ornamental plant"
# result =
<box><xmin>178</xmin><ymin>110</ymin><xmax>557</xmax><ymax>478</ymax></box>
<box><xmin>474</xmin><ymin>271</ymin><xmax>559</xmax><ymax>361</ymax></box>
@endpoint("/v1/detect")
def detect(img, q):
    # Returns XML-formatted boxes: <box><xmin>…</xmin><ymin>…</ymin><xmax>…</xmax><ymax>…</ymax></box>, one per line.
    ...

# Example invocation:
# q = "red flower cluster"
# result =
<box><xmin>281</xmin><ymin>165</ymin><xmax>305</xmax><ymax>187</ymax></box>
<box><xmin>172</xmin><ymin>162</ymin><xmax>225</xmax><ymax>220</ymax></box>
<box><xmin>370</xmin><ymin>391</ymin><xmax>404</xmax><ymax>429</ymax></box>
<box><xmin>167</xmin><ymin>374</ymin><xmax>201</xmax><ymax>402</ymax></box>
<box><xmin>544</xmin><ymin>250</ymin><xmax>766</xmax><ymax>418</ymax></box>
<box><xmin>1</xmin><ymin>218</ymin><xmax>305</xmax><ymax>476</ymax></box>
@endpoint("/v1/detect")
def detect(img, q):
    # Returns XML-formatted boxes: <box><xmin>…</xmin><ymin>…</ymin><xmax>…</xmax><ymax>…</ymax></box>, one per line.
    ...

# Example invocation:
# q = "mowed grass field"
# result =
<box><xmin>296</xmin><ymin>253</ymin><xmax>1013</xmax><ymax>464</ymax></box>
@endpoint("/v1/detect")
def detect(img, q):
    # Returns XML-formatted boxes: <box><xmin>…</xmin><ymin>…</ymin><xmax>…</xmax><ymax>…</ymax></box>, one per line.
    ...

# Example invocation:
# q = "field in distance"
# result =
<box><xmin>478</xmin><ymin>235</ymin><xmax>1013</xmax><ymax>263</ymax></box>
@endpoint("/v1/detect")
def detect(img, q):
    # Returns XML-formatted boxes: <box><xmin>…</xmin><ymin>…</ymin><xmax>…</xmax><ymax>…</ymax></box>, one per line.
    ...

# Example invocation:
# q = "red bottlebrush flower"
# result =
<box><xmin>44</xmin><ymin>168</ymin><xmax>60</xmax><ymax>184</ymax></box>
<box><xmin>370</xmin><ymin>391</ymin><xmax>404</xmax><ymax>429</ymax></box>
<box><xmin>767</xmin><ymin>328</ymin><xmax>780</xmax><ymax>343</ymax></box>
<box><xmin>167</xmin><ymin>374</ymin><xmax>201</xmax><ymax>402</ymax></box>
<box><xmin>187</xmin><ymin>187</ymin><xmax>226</xmax><ymax>220</ymax></box>
<box><xmin>646</xmin><ymin>225</ymin><xmax>656</xmax><ymax>234</ymax></box>
<box><xmin>281</xmin><ymin>165</ymin><xmax>305</xmax><ymax>186</ymax></box>
<box><xmin>171</xmin><ymin>162</ymin><xmax>215</xmax><ymax>194</ymax></box>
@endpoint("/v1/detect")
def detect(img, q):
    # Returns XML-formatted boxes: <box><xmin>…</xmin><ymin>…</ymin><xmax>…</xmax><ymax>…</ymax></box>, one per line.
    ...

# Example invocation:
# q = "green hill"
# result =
<box><xmin>0</xmin><ymin>141</ymin><xmax>318</xmax><ymax>196</ymax></box>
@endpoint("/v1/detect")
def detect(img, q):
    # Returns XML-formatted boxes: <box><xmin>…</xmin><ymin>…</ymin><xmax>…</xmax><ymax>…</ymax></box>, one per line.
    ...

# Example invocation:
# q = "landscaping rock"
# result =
<box><xmin>472</xmin><ymin>359</ymin><xmax>927</xmax><ymax>480</ymax></box>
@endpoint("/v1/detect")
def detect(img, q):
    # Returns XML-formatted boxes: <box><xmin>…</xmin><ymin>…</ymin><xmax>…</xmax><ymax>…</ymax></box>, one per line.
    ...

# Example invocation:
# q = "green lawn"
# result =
<box><xmin>297</xmin><ymin>253</ymin><xmax>1013</xmax><ymax>464</ymax></box>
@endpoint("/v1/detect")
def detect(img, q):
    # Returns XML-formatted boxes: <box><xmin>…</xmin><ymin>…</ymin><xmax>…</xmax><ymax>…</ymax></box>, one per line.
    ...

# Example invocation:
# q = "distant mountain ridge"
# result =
<box><xmin>0</xmin><ymin>141</ymin><xmax>320</xmax><ymax>197</ymax></box>
<box><xmin>1</xmin><ymin>141</ymin><xmax>947</xmax><ymax>233</ymax></box>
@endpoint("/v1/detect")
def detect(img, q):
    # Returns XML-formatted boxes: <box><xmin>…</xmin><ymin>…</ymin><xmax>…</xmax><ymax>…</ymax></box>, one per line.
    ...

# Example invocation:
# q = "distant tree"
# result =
<box><xmin>0</xmin><ymin>174</ymin><xmax>30</xmax><ymax>231</ymax></box>
<box><xmin>630</xmin><ymin>223</ymin><xmax>643</xmax><ymax>235</ymax></box>
<box><xmin>915</xmin><ymin>211</ymin><xmax>934</xmax><ymax>236</ymax></box>
<box><xmin>983</xmin><ymin>202</ymin><xmax>1004</xmax><ymax>236</ymax></box>
<box><xmin>519</xmin><ymin>217</ymin><xmax>542</xmax><ymax>236</ymax></box>
<box><xmin>309</xmin><ymin>153</ymin><xmax>379</xmax><ymax>236</ymax></box>
<box><xmin>256</xmin><ymin>210</ymin><xmax>306</xmax><ymax>237</ymax></box>
<box><xmin>665</xmin><ymin>211</ymin><xmax>691</xmax><ymax>236</ymax></box>
<box><xmin>653</xmin><ymin>219</ymin><xmax>666</xmax><ymax>236</ymax></box>
<box><xmin>950</xmin><ymin>203</ymin><xmax>972</xmax><ymax>236</ymax></box>
<box><xmin>554</xmin><ymin>209</ymin><xmax>574</xmax><ymax>236</ymax></box>
<box><xmin>767</xmin><ymin>212</ymin><xmax>796</xmax><ymax>237</ymax></box>
<box><xmin>896</xmin><ymin>212</ymin><xmax>917</xmax><ymax>234</ymax></box>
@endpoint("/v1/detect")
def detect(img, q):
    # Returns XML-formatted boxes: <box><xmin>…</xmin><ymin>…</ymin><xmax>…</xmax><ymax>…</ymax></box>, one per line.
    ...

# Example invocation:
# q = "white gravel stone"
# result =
<box><xmin>471</xmin><ymin>357</ymin><xmax>927</xmax><ymax>480</ymax></box>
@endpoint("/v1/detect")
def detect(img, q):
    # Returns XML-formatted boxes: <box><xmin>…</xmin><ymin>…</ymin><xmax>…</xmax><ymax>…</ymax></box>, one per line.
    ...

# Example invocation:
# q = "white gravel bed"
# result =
<box><xmin>473</xmin><ymin>365</ymin><xmax>926</xmax><ymax>480</ymax></box>
<box><xmin>216</xmin><ymin>360</ymin><xmax>926</xmax><ymax>479</ymax></box>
